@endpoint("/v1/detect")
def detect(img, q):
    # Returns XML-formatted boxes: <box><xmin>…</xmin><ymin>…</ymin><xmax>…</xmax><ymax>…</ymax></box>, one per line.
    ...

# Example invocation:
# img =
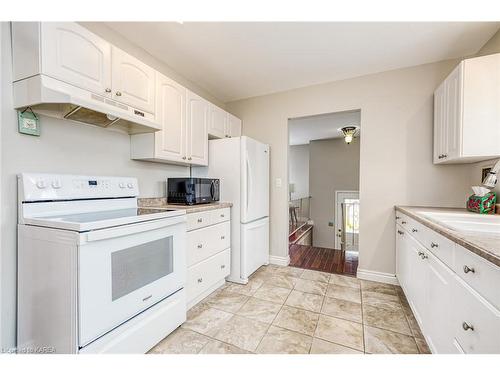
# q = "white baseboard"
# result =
<box><xmin>356</xmin><ymin>268</ymin><xmax>399</xmax><ymax>285</ymax></box>
<box><xmin>269</xmin><ymin>255</ymin><xmax>290</xmax><ymax>267</ymax></box>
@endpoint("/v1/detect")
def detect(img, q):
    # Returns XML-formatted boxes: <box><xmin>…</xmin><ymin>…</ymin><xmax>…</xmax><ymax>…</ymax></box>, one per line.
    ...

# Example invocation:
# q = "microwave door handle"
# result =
<box><xmin>210</xmin><ymin>180</ymin><xmax>215</xmax><ymax>200</ymax></box>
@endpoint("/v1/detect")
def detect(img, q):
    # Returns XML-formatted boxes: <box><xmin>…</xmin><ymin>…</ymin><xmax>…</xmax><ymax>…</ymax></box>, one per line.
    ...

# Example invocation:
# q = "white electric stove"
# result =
<box><xmin>17</xmin><ymin>173</ymin><xmax>187</xmax><ymax>354</ymax></box>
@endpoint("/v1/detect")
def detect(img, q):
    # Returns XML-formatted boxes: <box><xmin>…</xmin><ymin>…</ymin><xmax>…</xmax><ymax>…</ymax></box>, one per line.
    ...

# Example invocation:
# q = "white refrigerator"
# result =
<box><xmin>194</xmin><ymin>136</ymin><xmax>270</xmax><ymax>284</ymax></box>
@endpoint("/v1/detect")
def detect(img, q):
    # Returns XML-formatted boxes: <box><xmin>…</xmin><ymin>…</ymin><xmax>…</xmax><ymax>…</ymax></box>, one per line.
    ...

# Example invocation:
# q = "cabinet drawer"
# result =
<box><xmin>418</xmin><ymin>225</ymin><xmax>454</xmax><ymax>267</ymax></box>
<box><xmin>187</xmin><ymin>249</ymin><xmax>230</xmax><ymax>302</ymax></box>
<box><xmin>186</xmin><ymin>211</ymin><xmax>213</xmax><ymax>231</ymax></box>
<box><xmin>454</xmin><ymin>244</ymin><xmax>500</xmax><ymax>311</ymax></box>
<box><xmin>453</xmin><ymin>276</ymin><xmax>500</xmax><ymax>354</ymax></box>
<box><xmin>187</xmin><ymin>221</ymin><xmax>230</xmax><ymax>266</ymax></box>
<box><xmin>211</xmin><ymin>208</ymin><xmax>230</xmax><ymax>225</ymax></box>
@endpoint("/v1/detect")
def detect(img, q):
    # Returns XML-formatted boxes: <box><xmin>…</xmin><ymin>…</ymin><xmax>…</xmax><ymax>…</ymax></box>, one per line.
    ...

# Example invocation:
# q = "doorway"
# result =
<box><xmin>287</xmin><ymin>110</ymin><xmax>361</xmax><ymax>276</ymax></box>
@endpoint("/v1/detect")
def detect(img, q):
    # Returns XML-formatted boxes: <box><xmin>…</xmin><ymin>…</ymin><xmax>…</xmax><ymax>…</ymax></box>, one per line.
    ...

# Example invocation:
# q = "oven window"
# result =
<box><xmin>111</xmin><ymin>236</ymin><xmax>173</xmax><ymax>301</ymax></box>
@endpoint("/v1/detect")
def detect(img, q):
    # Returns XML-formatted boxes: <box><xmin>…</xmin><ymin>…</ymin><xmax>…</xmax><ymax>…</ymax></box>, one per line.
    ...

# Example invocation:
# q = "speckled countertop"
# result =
<box><xmin>396</xmin><ymin>206</ymin><xmax>500</xmax><ymax>267</ymax></box>
<box><xmin>138</xmin><ymin>198</ymin><xmax>232</xmax><ymax>214</ymax></box>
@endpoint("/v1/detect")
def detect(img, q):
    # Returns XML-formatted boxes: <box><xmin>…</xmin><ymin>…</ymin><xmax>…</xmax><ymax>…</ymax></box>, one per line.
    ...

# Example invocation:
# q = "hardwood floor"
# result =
<box><xmin>288</xmin><ymin>244</ymin><xmax>358</xmax><ymax>276</ymax></box>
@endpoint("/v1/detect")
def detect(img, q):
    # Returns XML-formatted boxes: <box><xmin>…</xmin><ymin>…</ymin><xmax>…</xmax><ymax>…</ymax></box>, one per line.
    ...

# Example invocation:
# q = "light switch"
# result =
<box><xmin>275</xmin><ymin>178</ymin><xmax>282</xmax><ymax>188</ymax></box>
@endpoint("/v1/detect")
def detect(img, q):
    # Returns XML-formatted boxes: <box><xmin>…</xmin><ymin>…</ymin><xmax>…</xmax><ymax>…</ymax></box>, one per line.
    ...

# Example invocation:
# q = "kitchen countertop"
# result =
<box><xmin>396</xmin><ymin>206</ymin><xmax>500</xmax><ymax>267</ymax></box>
<box><xmin>138</xmin><ymin>198</ymin><xmax>232</xmax><ymax>214</ymax></box>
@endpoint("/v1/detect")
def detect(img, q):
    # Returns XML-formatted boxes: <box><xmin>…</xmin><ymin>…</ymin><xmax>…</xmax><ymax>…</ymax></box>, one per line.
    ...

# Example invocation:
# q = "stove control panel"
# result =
<box><xmin>19</xmin><ymin>173</ymin><xmax>139</xmax><ymax>202</ymax></box>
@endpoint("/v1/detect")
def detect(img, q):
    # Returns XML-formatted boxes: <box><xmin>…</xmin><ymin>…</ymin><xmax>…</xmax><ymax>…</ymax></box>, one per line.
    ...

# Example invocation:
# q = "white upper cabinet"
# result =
<box><xmin>112</xmin><ymin>47</ymin><xmax>155</xmax><ymax>114</ymax></box>
<box><xmin>186</xmin><ymin>91</ymin><xmax>209</xmax><ymax>166</ymax></box>
<box><xmin>40</xmin><ymin>23</ymin><xmax>112</xmax><ymax>96</ymax></box>
<box><xmin>226</xmin><ymin>113</ymin><xmax>242</xmax><ymax>138</ymax></box>
<box><xmin>434</xmin><ymin>53</ymin><xmax>500</xmax><ymax>164</ymax></box>
<box><xmin>209</xmin><ymin>104</ymin><xmax>227</xmax><ymax>138</ymax></box>
<box><xmin>154</xmin><ymin>73</ymin><xmax>186</xmax><ymax>162</ymax></box>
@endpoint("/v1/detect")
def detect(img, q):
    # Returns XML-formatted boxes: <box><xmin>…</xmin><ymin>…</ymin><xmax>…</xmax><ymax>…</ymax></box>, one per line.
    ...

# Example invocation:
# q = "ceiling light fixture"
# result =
<box><xmin>340</xmin><ymin>126</ymin><xmax>358</xmax><ymax>144</ymax></box>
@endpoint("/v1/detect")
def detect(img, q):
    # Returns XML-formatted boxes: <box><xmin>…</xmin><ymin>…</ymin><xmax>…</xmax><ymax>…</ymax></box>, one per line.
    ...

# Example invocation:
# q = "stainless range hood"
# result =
<box><xmin>13</xmin><ymin>74</ymin><xmax>161</xmax><ymax>134</ymax></box>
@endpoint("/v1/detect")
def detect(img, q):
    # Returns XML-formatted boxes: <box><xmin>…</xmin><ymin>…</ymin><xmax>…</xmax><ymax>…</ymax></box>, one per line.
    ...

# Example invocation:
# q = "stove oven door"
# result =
<box><xmin>77</xmin><ymin>216</ymin><xmax>186</xmax><ymax>348</ymax></box>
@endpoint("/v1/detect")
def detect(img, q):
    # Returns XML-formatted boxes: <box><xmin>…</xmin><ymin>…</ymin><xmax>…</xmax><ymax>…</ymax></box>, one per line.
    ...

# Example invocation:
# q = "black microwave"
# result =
<box><xmin>167</xmin><ymin>178</ymin><xmax>220</xmax><ymax>205</ymax></box>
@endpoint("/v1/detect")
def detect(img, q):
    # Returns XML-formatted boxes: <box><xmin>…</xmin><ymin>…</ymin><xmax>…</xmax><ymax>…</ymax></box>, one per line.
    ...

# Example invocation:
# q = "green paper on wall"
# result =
<box><xmin>18</xmin><ymin>108</ymin><xmax>40</xmax><ymax>136</ymax></box>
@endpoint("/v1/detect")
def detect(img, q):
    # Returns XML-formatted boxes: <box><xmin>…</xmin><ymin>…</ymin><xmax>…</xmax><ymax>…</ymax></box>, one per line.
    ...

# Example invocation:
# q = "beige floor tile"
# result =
<box><xmin>326</xmin><ymin>284</ymin><xmax>361</xmax><ymax>303</ymax></box>
<box><xmin>321</xmin><ymin>297</ymin><xmax>362</xmax><ymax>323</ymax></box>
<box><xmin>360</xmin><ymin>280</ymin><xmax>397</xmax><ymax>296</ymax></box>
<box><xmin>294</xmin><ymin>278</ymin><xmax>328</xmax><ymax>296</ymax></box>
<box><xmin>266</xmin><ymin>275</ymin><xmax>298</xmax><ymax>289</ymax></box>
<box><xmin>253</xmin><ymin>283</ymin><xmax>291</xmax><ymax>304</ymax></box>
<box><xmin>275</xmin><ymin>266</ymin><xmax>305</xmax><ymax>278</ymax></box>
<box><xmin>236</xmin><ymin>297</ymin><xmax>282</xmax><ymax>323</ymax></box>
<box><xmin>148</xmin><ymin>328</ymin><xmax>210</xmax><ymax>354</ymax></box>
<box><xmin>205</xmin><ymin>290</ymin><xmax>250</xmax><ymax>313</ymax></box>
<box><xmin>363</xmin><ymin>305</ymin><xmax>411</xmax><ymax>335</ymax></box>
<box><xmin>314</xmin><ymin>314</ymin><xmax>364</xmax><ymax>352</ymax></box>
<box><xmin>224</xmin><ymin>279</ymin><xmax>264</xmax><ymax>297</ymax></box>
<box><xmin>301</xmin><ymin>269</ymin><xmax>331</xmax><ymax>283</ymax></box>
<box><xmin>406</xmin><ymin>313</ymin><xmax>425</xmax><ymax>339</ymax></box>
<box><xmin>256</xmin><ymin>326</ymin><xmax>312</xmax><ymax>354</ymax></box>
<box><xmin>285</xmin><ymin>290</ymin><xmax>324</xmax><ymax>313</ymax></box>
<box><xmin>182</xmin><ymin>307</ymin><xmax>233</xmax><ymax>336</ymax></box>
<box><xmin>364</xmin><ymin>326</ymin><xmax>419</xmax><ymax>354</ymax></box>
<box><xmin>199</xmin><ymin>339</ymin><xmax>251</xmax><ymax>354</ymax></box>
<box><xmin>329</xmin><ymin>274</ymin><xmax>361</xmax><ymax>289</ymax></box>
<box><xmin>362</xmin><ymin>290</ymin><xmax>401</xmax><ymax>311</ymax></box>
<box><xmin>310</xmin><ymin>338</ymin><xmax>363</xmax><ymax>354</ymax></box>
<box><xmin>273</xmin><ymin>305</ymin><xmax>319</xmax><ymax>336</ymax></box>
<box><xmin>214</xmin><ymin>315</ymin><xmax>269</xmax><ymax>352</ymax></box>
<box><xmin>415</xmin><ymin>337</ymin><xmax>432</xmax><ymax>354</ymax></box>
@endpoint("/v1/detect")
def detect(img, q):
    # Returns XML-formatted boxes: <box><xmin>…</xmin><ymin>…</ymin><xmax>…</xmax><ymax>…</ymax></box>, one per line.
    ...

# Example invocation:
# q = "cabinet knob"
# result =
<box><xmin>395</xmin><ymin>216</ymin><xmax>401</xmax><ymax>220</ymax></box>
<box><xmin>105</xmin><ymin>88</ymin><xmax>111</xmax><ymax>93</ymax></box>
<box><xmin>197</xmin><ymin>218</ymin><xmax>203</xmax><ymax>223</ymax></box>
<box><xmin>412</xmin><ymin>228</ymin><xmax>418</xmax><ymax>233</ymax></box>
<box><xmin>220</xmin><ymin>214</ymin><xmax>225</xmax><ymax>217</ymax></box>
<box><xmin>115</xmin><ymin>91</ymin><xmax>122</xmax><ymax>96</ymax></box>
<box><xmin>220</xmin><ymin>264</ymin><xmax>225</xmax><ymax>269</ymax></box>
<box><xmin>462</xmin><ymin>322</ymin><xmax>474</xmax><ymax>331</ymax></box>
<box><xmin>401</xmin><ymin>221</ymin><xmax>407</xmax><ymax>225</ymax></box>
<box><xmin>443</xmin><ymin>154</ymin><xmax>447</xmax><ymax>158</ymax></box>
<box><xmin>221</xmin><ymin>235</ymin><xmax>225</xmax><ymax>240</ymax></box>
<box><xmin>463</xmin><ymin>265</ymin><xmax>475</xmax><ymax>274</ymax></box>
<box><xmin>197</xmin><ymin>244</ymin><xmax>203</xmax><ymax>249</ymax></box>
<box><xmin>397</xmin><ymin>230</ymin><xmax>404</xmax><ymax>235</ymax></box>
<box><xmin>430</xmin><ymin>242</ymin><xmax>439</xmax><ymax>248</ymax></box>
<box><xmin>421</xmin><ymin>253</ymin><xmax>428</xmax><ymax>260</ymax></box>
<box><xmin>188</xmin><ymin>157</ymin><xmax>192</xmax><ymax>161</ymax></box>
<box><xmin>182</xmin><ymin>156</ymin><xmax>187</xmax><ymax>160</ymax></box>
<box><xmin>197</xmin><ymin>278</ymin><xmax>203</xmax><ymax>283</ymax></box>
<box><xmin>418</xmin><ymin>251</ymin><xmax>424</xmax><ymax>257</ymax></box>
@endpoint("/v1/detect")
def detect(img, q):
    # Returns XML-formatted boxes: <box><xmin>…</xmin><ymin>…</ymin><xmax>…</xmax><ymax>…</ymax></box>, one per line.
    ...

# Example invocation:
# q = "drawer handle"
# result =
<box><xmin>421</xmin><ymin>253</ymin><xmax>428</xmax><ymax>260</ymax></box>
<box><xmin>418</xmin><ymin>251</ymin><xmax>424</xmax><ymax>257</ymax></box>
<box><xmin>430</xmin><ymin>242</ymin><xmax>439</xmax><ymax>248</ymax></box>
<box><xmin>401</xmin><ymin>221</ymin><xmax>407</xmax><ymax>225</ymax></box>
<box><xmin>142</xmin><ymin>294</ymin><xmax>152</xmax><ymax>302</ymax></box>
<box><xmin>197</xmin><ymin>244</ymin><xmax>203</xmax><ymax>249</ymax></box>
<box><xmin>395</xmin><ymin>216</ymin><xmax>401</xmax><ymax>220</ymax></box>
<box><xmin>220</xmin><ymin>214</ymin><xmax>225</xmax><ymax>217</ymax></box>
<box><xmin>412</xmin><ymin>228</ymin><xmax>418</xmax><ymax>233</ymax></box>
<box><xmin>397</xmin><ymin>230</ymin><xmax>404</xmax><ymax>235</ymax></box>
<box><xmin>220</xmin><ymin>264</ymin><xmax>226</xmax><ymax>269</ymax></box>
<box><xmin>462</xmin><ymin>322</ymin><xmax>474</xmax><ymax>331</ymax></box>
<box><xmin>463</xmin><ymin>265</ymin><xmax>475</xmax><ymax>274</ymax></box>
<box><xmin>197</xmin><ymin>218</ymin><xmax>203</xmax><ymax>223</ymax></box>
<box><xmin>197</xmin><ymin>278</ymin><xmax>203</xmax><ymax>283</ymax></box>
<box><xmin>221</xmin><ymin>235</ymin><xmax>225</xmax><ymax>240</ymax></box>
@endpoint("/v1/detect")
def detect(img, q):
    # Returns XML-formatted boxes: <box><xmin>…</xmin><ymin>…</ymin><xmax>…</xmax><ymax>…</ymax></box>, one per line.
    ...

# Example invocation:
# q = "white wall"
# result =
<box><xmin>0</xmin><ymin>23</ymin><xmax>221</xmax><ymax>350</ymax></box>
<box><xmin>309</xmin><ymin>137</ymin><xmax>360</xmax><ymax>248</ymax></box>
<box><xmin>227</xmin><ymin>59</ymin><xmax>472</xmax><ymax>273</ymax></box>
<box><xmin>288</xmin><ymin>144</ymin><xmax>309</xmax><ymax>200</ymax></box>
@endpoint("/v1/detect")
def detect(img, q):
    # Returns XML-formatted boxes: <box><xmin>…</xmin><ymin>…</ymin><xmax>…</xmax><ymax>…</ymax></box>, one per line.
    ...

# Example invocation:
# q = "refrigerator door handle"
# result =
<box><xmin>246</xmin><ymin>152</ymin><xmax>251</xmax><ymax>213</ymax></box>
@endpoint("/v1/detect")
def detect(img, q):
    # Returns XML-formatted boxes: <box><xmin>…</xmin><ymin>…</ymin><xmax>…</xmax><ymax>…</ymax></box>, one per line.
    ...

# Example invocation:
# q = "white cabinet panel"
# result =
<box><xmin>187</xmin><ymin>221</ymin><xmax>230</xmax><ymax>267</ymax></box>
<box><xmin>186</xmin><ymin>90</ymin><xmax>209</xmax><ymax>166</ymax></box>
<box><xmin>209</xmin><ymin>104</ymin><xmax>227</xmax><ymax>138</ymax></box>
<box><xmin>154</xmin><ymin>73</ymin><xmax>186</xmax><ymax>162</ymax></box>
<box><xmin>227</xmin><ymin>113</ymin><xmax>242</xmax><ymax>138</ymax></box>
<box><xmin>241</xmin><ymin>217</ymin><xmax>269</xmax><ymax>279</ymax></box>
<box><xmin>41</xmin><ymin>22</ymin><xmax>112</xmax><ymax>96</ymax></box>
<box><xmin>112</xmin><ymin>47</ymin><xmax>155</xmax><ymax>113</ymax></box>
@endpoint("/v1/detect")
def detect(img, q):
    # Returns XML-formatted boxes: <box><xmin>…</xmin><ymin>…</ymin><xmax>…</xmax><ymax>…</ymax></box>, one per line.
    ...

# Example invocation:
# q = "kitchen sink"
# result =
<box><xmin>420</xmin><ymin>211</ymin><xmax>500</xmax><ymax>235</ymax></box>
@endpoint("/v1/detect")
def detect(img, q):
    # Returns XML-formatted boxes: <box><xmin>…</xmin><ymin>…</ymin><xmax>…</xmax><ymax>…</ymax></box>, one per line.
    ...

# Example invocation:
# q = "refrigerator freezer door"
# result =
<box><xmin>241</xmin><ymin>217</ymin><xmax>269</xmax><ymax>280</ymax></box>
<box><xmin>241</xmin><ymin>137</ymin><xmax>270</xmax><ymax>224</ymax></box>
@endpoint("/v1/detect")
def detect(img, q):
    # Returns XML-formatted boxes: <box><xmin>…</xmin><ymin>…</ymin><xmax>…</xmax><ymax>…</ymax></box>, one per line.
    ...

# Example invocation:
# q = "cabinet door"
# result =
<box><xmin>41</xmin><ymin>22</ymin><xmax>112</xmax><ymax>96</ymax></box>
<box><xmin>112</xmin><ymin>47</ymin><xmax>155</xmax><ymax>113</ymax></box>
<box><xmin>395</xmin><ymin>227</ymin><xmax>410</xmax><ymax>292</ymax></box>
<box><xmin>433</xmin><ymin>82</ymin><xmax>446</xmax><ymax>164</ymax></box>
<box><xmin>406</xmin><ymin>236</ymin><xmax>428</xmax><ymax>327</ymax></box>
<box><xmin>226</xmin><ymin>113</ymin><xmax>242</xmax><ymax>138</ymax></box>
<box><xmin>186</xmin><ymin>90</ymin><xmax>209</xmax><ymax>166</ymax></box>
<box><xmin>209</xmin><ymin>105</ymin><xmax>227</xmax><ymax>138</ymax></box>
<box><xmin>154</xmin><ymin>73</ymin><xmax>186</xmax><ymax>162</ymax></box>
<box><xmin>444</xmin><ymin>65</ymin><xmax>463</xmax><ymax>161</ymax></box>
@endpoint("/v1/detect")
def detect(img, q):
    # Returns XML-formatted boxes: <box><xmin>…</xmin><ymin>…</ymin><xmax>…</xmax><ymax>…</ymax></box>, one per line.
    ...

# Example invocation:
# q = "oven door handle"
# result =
<box><xmin>85</xmin><ymin>216</ymin><xmax>186</xmax><ymax>242</ymax></box>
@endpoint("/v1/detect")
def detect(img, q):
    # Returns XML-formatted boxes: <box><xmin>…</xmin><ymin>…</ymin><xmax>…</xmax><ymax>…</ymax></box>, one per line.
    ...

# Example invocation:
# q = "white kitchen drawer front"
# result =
<box><xmin>453</xmin><ymin>276</ymin><xmax>500</xmax><ymax>354</ymax></box>
<box><xmin>186</xmin><ymin>210</ymin><xmax>213</xmax><ymax>231</ymax></box>
<box><xmin>454</xmin><ymin>244</ymin><xmax>500</xmax><ymax>310</ymax></box>
<box><xmin>187</xmin><ymin>249</ymin><xmax>230</xmax><ymax>302</ymax></box>
<box><xmin>187</xmin><ymin>221</ymin><xmax>230</xmax><ymax>266</ymax></box>
<box><xmin>395</xmin><ymin>211</ymin><xmax>410</xmax><ymax>228</ymax></box>
<box><xmin>419</xmin><ymin>225</ymin><xmax>454</xmax><ymax>267</ymax></box>
<box><xmin>211</xmin><ymin>208</ymin><xmax>230</xmax><ymax>225</ymax></box>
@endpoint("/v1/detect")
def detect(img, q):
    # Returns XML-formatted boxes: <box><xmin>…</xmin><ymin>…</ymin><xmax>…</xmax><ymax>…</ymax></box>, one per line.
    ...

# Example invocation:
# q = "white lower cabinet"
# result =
<box><xmin>186</xmin><ymin>208</ymin><xmax>231</xmax><ymax>308</ymax></box>
<box><xmin>395</xmin><ymin>211</ymin><xmax>500</xmax><ymax>354</ymax></box>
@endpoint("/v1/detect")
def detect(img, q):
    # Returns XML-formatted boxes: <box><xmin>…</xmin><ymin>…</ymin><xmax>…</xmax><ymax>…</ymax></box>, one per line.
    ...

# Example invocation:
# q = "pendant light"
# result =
<box><xmin>340</xmin><ymin>126</ymin><xmax>358</xmax><ymax>144</ymax></box>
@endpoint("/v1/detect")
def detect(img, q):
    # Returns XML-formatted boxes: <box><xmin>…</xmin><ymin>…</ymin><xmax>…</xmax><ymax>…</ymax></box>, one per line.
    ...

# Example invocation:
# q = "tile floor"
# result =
<box><xmin>149</xmin><ymin>265</ymin><xmax>431</xmax><ymax>354</ymax></box>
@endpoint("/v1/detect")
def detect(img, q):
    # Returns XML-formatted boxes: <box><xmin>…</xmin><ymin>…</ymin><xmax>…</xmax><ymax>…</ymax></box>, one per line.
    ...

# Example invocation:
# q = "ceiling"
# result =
<box><xmin>105</xmin><ymin>22</ymin><xmax>500</xmax><ymax>102</ymax></box>
<box><xmin>289</xmin><ymin>110</ymin><xmax>361</xmax><ymax>146</ymax></box>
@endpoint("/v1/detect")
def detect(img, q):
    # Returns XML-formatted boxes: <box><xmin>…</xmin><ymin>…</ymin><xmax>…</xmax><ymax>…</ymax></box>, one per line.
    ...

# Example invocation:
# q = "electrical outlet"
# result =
<box><xmin>275</xmin><ymin>178</ymin><xmax>282</xmax><ymax>188</ymax></box>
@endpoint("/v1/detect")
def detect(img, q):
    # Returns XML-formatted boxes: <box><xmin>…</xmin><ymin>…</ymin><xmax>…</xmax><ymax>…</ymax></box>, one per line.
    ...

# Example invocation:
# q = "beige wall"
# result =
<box><xmin>227</xmin><ymin>60</ymin><xmax>472</xmax><ymax>272</ymax></box>
<box><xmin>288</xmin><ymin>144</ymin><xmax>310</xmax><ymax>200</ymax></box>
<box><xmin>0</xmin><ymin>23</ymin><xmax>223</xmax><ymax>350</ymax></box>
<box><xmin>309</xmin><ymin>137</ymin><xmax>360</xmax><ymax>248</ymax></box>
<box><xmin>476</xmin><ymin>27</ymin><xmax>500</xmax><ymax>56</ymax></box>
